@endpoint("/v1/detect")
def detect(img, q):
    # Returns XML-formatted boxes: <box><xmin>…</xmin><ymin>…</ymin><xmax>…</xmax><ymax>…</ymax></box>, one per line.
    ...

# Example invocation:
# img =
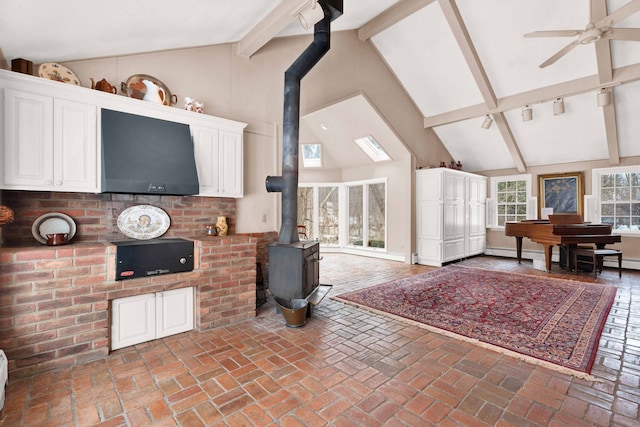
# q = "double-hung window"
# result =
<box><xmin>488</xmin><ymin>174</ymin><xmax>532</xmax><ymax>227</ymax></box>
<box><xmin>592</xmin><ymin>166</ymin><xmax>640</xmax><ymax>233</ymax></box>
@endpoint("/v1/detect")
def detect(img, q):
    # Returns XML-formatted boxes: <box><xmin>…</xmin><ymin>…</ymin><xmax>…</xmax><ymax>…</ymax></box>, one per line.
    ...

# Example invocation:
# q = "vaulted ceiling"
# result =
<box><xmin>2</xmin><ymin>0</ymin><xmax>640</xmax><ymax>173</ymax></box>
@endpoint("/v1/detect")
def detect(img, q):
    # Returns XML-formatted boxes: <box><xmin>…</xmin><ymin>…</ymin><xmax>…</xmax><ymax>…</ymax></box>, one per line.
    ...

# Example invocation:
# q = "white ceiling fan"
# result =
<box><xmin>524</xmin><ymin>0</ymin><xmax>640</xmax><ymax>68</ymax></box>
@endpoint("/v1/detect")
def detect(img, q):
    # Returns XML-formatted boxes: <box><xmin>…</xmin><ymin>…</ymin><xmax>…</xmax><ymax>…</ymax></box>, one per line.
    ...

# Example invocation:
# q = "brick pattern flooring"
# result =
<box><xmin>1</xmin><ymin>254</ymin><xmax>639</xmax><ymax>426</ymax></box>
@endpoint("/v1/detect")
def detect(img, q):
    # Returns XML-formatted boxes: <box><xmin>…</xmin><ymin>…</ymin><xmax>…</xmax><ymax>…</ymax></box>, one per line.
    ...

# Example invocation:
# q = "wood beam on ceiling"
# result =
<box><xmin>602</xmin><ymin>100</ymin><xmax>621</xmax><ymax>165</ymax></box>
<box><xmin>493</xmin><ymin>113</ymin><xmax>526</xmax><ymax>173</ymax></box>
<box><xmin>592</xmin><ymin>0</ymin><xmax>613</xmax><ymax>83</ymax></box>
<box><xmin>437</xmin><ymin>0</ymin><xmax>497</xmax><ymax>110</ymax></box>
<box><xmin>358</xmin><ymin>0</ymin><xmax>435</xmax><ymax>41</ymax></box>
<box><xmin>595</xmin><ymin>42</ymin><xmax>614</xmax><ymax>84</ymax></box>
<box><xmin>237</xmin><ymin>0</ymin><xmax>309</xmax><ymax>58</ymax></box>
<box><xmin>592</xmin><ymin>0</ymin><xmax>619</xmax><ymax>166</ymax></box>
<box><xmin>423</xmin><ymin>61</ymin><xmax>640</xmax><ymax>127</ymax></box>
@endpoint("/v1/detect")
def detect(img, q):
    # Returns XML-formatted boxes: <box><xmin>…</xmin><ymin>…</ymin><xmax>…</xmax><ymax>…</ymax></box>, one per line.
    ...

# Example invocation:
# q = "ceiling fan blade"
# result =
<box><xmin>539</xmin><ymin>40</ymin><xmax>580</xmax><ymax>68</ymax></box>
<box><xmin>524</xmin><ymin>30</ymin><xmax>581</xmax><ymax>38</ymax></box>
<box><xmin>598</xmin><ymin>0</ymin><xmax>640</xmax><ymax>27</ymax></box>
<box><xmin>603</xmin><ymin>27</ymin><xmax>640</xmax><ymax>41</ymax></box>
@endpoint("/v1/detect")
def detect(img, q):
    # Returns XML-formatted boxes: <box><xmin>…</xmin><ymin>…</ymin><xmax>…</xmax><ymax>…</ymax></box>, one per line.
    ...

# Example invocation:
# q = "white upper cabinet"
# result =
<box><xmin>0</xmin><ymin>69</ymin><xmax>246</xmax><ymax>196</ymax></box>
<box><xmin>2</xmin><ymin>89</ymin><xmax>98</xmax><ymax>192</ymax></box>
<box><xmin>54</xmin><ymin>99</ymin><xmax>98</xmax><ymax>191</ymax></box>
<box><xmin>192</xmin><ymin>126</ymin><xmax>244</xmax><ymax>198</ymax></box>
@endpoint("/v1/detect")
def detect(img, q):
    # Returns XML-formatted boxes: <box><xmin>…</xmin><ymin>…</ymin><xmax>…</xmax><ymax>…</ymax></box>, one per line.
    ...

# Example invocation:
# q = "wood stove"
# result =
<box><xmin>268</xmin><ymin>241</ymin><xmax>320</xmax><ymax>301</ymax></box>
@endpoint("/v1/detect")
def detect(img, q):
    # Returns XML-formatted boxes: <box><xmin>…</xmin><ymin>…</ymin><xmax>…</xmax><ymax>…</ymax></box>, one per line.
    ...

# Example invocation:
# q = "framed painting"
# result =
<box><xmin>538</xmin><ymin>172</ymin><xmax>584</xmax><ymax>218</ymax></box>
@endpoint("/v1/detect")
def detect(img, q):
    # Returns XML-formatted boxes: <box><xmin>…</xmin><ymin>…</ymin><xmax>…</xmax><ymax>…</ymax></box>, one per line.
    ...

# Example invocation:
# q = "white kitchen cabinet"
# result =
<box><xmin>0</xmin><ymin>69</ymin><xmax>246</xmax><ymax>196</ymax></box>
<box><xmin>111</xmin><ymin>293</ymin><xmax>156</xmax><ymax>351</ymax></box>
<box><xmin>111</xmin><ymin>287</ymin><xmax>194</xmax><ymax>350</ymax></box>
<box><xmin>156</xmin><ymin>287</ymin><xmax>195</xmax><ymax>339</ymax></box>
<box><xmin>2</xmin><ymin>89</ymin><xmax>98</xmax><ymax>192</ymax></box>
<box><xmin>416</xmin><ymin>168</ymin><xmax>487</xmax><ymax>266</ymax></box>
<box><xmin>193</xmin><ymin>126</ymin><xmax>244</xmax><ymax>198</ymax></box>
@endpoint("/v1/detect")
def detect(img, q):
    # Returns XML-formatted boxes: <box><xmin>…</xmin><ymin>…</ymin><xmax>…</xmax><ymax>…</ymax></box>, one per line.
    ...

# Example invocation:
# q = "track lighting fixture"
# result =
<box><xmin>553</xmin><ymin>98</ymin><xmax>565</xmax><ymax>115</ymax></box>
<box><xmin>481</xmin><ymin>115</ymin><xmax>493</xmax><ymax>129</ymax></box>
<box><xmin>522</xmin><ymin>105</ymin><xmax>533</xmax><ymax>122</ymax></box>
<box><xmin>597</xmin><ymin>88</ymin><xmax>611</xmax><ymax>107</ymax></box>
<box><xmin>295</xmin><ymin>0</ymin><xmax>324</xmax><ymax>30</ymax></box>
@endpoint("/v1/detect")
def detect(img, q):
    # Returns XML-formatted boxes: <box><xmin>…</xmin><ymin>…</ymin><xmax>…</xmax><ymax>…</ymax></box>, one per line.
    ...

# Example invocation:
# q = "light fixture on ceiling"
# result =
<box><xmin>553</xmin><ymin>98</ymin><xmax>565</xmax><ymax>115</ymax></box>
<box><xmin>481</xmin><ymin>115</ymin><xmax>493</xmax><ymax>129</ymax></box>
<box><xmin>522</xmin><ymin>105</ymin><xmax>533</xmax><ymax>122</ymax></box>
<box><xmin>597</xmin><ymin>88</ymin><xmax>611</xmax><ymax>106</ymax></box>
<box><xmin>295</xmin><ymin>0</ymin><xmax>324</xmax><ymax>30</ymax></box>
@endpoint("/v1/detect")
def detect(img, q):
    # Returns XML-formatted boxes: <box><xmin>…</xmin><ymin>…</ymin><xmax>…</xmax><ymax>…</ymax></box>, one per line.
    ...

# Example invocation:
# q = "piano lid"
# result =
<box><xmin>548</xmin><ymin>214</ymin><xmax>583</xmax><ymax>224</ymax></box>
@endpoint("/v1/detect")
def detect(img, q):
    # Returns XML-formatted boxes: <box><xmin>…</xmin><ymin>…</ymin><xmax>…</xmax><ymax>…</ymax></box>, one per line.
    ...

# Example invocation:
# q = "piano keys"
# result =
<box><xmin>504</xmin><ymin>219</ymin><xmax>621</xmax><ymax>271</ymax></box>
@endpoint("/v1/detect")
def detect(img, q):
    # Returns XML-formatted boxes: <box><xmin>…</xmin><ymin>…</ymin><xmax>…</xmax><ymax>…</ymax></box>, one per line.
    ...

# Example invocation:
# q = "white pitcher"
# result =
<box><xmin>142</xmin><ymin>79</ymin><xmax>166</xmax><ymax>104</ymax></box>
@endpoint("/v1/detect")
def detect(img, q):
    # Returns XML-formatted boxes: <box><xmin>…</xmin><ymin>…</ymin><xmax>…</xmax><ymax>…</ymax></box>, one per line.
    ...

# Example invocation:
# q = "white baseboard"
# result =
<box><xmin>320</xmin><ymin>246</ymin><xmax>405</xmax><ymax>262</ymax></box>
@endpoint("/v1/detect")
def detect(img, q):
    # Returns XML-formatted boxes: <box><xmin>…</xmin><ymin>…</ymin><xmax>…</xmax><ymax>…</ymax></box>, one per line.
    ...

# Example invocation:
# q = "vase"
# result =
<box><xmin>216</xmin><ymin>216</ymin><xmax>228</xmax><ymax>236</ymax></box>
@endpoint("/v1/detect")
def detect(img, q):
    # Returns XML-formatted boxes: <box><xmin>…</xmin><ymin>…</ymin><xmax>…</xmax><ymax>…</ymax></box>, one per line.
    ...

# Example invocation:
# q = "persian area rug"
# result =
<box><xmin>334</xmin><ymin>265</ymin><xmax>616</xmax><ymax>377</ymax></box>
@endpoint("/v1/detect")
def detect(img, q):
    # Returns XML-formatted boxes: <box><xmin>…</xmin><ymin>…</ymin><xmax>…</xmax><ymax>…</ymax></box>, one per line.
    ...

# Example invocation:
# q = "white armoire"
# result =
<box><xmin>416</xmin><ymin>168</ymin><xmax>487</xmax><ymax>266</ymax></box>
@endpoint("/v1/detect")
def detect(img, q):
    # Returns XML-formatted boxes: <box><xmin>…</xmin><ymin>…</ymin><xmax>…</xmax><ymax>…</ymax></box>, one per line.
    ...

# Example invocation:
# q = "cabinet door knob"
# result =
<box><xmin>55</xmin><ymin>181</ymin><xmax>63</xmax><ymax>186</ymax></box>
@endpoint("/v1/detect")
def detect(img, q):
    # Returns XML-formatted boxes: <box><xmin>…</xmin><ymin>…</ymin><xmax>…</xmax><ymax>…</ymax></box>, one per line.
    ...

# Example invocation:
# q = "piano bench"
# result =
<box><xmin>573</xmin><ymin>247</ymin><xmax>622</xmax><ymax>279</ymax></box>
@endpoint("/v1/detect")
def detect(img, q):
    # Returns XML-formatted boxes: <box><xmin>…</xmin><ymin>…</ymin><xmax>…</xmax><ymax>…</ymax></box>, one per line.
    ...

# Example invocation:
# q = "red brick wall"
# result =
<box><xmin>0</xmin><ymin>236</ymin><xmax>256</xmax><ymax>378</ymax></box>
<box><xmin>1</xmin><ymin>190</ymin><xmax>236</xmax><ymax>246</ymax></box>
<box><xmin>241</xmin><ymin>231</ymin><xmax>278</xmax><ymax>283</ymax></box>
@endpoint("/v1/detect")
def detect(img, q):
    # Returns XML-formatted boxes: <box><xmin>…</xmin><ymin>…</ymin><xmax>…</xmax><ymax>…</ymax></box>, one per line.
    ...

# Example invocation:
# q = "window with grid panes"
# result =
<box><xmin>598</xmin><ymin>169</ymin><xmax>640</xmax><ymax>232</ymax></box>
<box><xmin>496</xmin><ymin>178</ymin><xmax>528</xmax><ymax>226</ymax></box>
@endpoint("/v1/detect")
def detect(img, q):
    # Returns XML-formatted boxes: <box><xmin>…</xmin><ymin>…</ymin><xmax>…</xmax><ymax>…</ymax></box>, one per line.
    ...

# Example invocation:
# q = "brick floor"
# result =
<box><xmin>1</xmin><ymin>254</ymin><xmax>639</xmax><ymax>426</ymax></box>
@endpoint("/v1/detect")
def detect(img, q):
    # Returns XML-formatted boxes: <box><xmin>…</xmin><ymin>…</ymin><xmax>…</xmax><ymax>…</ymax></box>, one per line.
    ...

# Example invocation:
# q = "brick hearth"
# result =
<box><xmin>0</xmin><ymin>236</ymin><xmax>257</xmax><ymax>378</ymax></box>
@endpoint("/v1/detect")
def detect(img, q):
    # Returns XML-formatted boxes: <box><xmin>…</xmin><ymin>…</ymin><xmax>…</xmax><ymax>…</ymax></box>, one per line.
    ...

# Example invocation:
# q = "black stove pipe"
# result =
<box><xmin>266</xmin><ymin>0</ymin><xmax>342</xmax><ymax>245</ymax></box>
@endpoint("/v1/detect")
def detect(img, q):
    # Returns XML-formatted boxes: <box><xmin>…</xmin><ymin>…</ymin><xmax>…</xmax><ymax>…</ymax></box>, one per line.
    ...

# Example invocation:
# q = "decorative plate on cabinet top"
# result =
<box><xmin>117</xmin><ymin>205</ymin><xmax>171</xmax><ymax>240</ymax></box>
<box><xmin>38</xmin><ymin>63</ymin><xmax>80</xmax><ymax>85</ymax></box>
<box><xmin>121</xmin><ymin>74</ymin><xmax>177</xmax><ymax>106</ymax></box>
<box><xmin>31</xmin><ymin>212</ymin><xmax>77</xmax><ymax>244</ymax></box>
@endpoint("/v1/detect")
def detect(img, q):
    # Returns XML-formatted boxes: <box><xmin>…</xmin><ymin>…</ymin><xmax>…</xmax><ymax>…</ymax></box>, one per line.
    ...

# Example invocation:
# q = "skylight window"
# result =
<box><xmin>301</xmin><ymin>144</ymin><xmax>322</xmax><ymax>168</ymax></box>
<box><xmin>354</xmin><ymin>135</ymin><xmax>390</xmax><ymax>162</ymax></box>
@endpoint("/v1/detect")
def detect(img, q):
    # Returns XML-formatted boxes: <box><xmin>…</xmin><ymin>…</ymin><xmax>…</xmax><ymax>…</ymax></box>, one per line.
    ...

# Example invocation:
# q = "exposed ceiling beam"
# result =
<box><xmin>591</xmin><ymin>0</ymin><xmax>619</xmax><ymax>166</ymax></box>
<box><xmin>595</xmin><ymin>42</ymin><xmax>613</xmax><ymax>86</ymax></box>
<box><xmin>438</xmin><ymin>0</ymin><xmax>521</xmax><ymax>170</ymax></box>
<box><xmin>602</xmin><ymin>99</ymin><xmax>621</xmax><ymax>165</ymax></box>
<box><xmin>493</xmin><ymin>112</ymin><xmax>526</xmax><ymax>173</ymax></box>
<box><xmin>423</xmin><ymin>61</ymin><xmax>640</xmax><ymax>127</ymax></box>
<box><xmin>237</xmin><ymin>0</ymin><xmax>308</xmax><ymax>58</ymax></box>
<box><xmin>358</xmin><ymin>0</ymin><xmax>435</xmax><ymax>41</ymax></box>
<box><xmin>592</xmin><ymin>0</ymin><xmax>613</xmax><ymax>84</ymax></box>
<box><xmin>437</xmin><ymin>0</ymin><xmax>497</xmax><ymax>109</ymax></box>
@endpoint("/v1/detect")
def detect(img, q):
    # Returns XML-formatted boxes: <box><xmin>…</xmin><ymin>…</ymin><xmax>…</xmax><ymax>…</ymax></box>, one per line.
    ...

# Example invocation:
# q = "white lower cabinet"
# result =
<box><xmin>111</xmin><ymin>287</ymin><xmax>194</xmax><ymax>350</ymax></box>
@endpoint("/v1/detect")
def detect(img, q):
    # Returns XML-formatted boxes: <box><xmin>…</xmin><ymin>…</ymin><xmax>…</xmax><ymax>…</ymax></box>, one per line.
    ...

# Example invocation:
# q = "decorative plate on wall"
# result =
<box><xmin>117</xmin><ymin>205</ymin><xmax>170</xmax><ymax>240</ymax></box>
<box><xmin>31</xmin><ymin>212</ymin><xmax>77</xmax><ymax>244</ymax></box>
<box><xmin>38</xmin><ymin>63</ymin><xmax>80</xmax><ymax>85</ymax></box>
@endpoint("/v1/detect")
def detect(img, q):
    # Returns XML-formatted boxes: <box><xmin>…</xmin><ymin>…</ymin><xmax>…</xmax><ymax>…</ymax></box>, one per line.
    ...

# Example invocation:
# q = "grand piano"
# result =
<box><xmin>504</xmin><ymin>214</ymin><xmax>621</xmax><ymax>271</ymax></box>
